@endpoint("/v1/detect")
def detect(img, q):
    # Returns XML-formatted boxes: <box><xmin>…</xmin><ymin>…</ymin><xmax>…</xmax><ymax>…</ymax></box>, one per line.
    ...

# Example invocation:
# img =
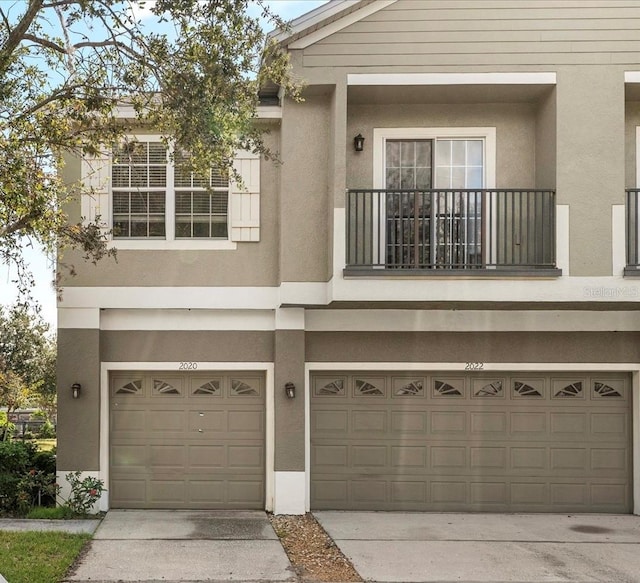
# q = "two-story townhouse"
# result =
<box><xmin>58</xmin><ymin>0</ymin><xmax>640</xmax><ymax>516</ymax></box>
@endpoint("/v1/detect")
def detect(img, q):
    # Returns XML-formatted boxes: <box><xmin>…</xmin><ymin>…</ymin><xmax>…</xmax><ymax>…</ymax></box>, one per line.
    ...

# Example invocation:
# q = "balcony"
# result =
<box><xmin>345</xmin><ymin>189</ymin><xmax>559</xmax><ymax>276</ymax></box>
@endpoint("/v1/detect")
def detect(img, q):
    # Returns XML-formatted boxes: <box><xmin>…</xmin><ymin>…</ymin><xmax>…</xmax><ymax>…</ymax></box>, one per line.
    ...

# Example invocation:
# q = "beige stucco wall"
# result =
<box><xmin>535</xmin><ymin>88</ymin><xmax>557</xmax><ymax>190</ymax></box>
<box><xmin>274</xmin><ymin>330</ymin><xmax>305</xmax><ymax>471</ymax></box>
<box><xmin>100</xmin><ymin>330</ymin><xmax>274</xmax><ymax>362</ymax></box>
<box><xmin>306</xmin><ymin>330</ymin><xmax>640</xmax><ymax>363</ymax></box>
<box><xmin>57</xmin><ymin>329</ymin><xmax>101</xmax><ymax>470</ymax></box>
<box><xmin>346</xmin><ymin>102</ymin><xmax>537</xmax><ymax>190</ymax></box>
<box><xmin>279</xmin><ymin>92</ymin><xmax>332</xmax><ymax>282</ymax></box>
<box><xmin>556</xmin><ymin>66</ymin><xmax>625</xmax><ymax>276</ymax></box>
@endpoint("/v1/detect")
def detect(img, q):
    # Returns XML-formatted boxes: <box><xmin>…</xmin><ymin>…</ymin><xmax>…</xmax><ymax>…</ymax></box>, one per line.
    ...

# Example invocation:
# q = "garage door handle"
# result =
<box><xmin>198</xmin><ymin>429</ymin><xmax>203</xmax><ymax>433</ymax></box>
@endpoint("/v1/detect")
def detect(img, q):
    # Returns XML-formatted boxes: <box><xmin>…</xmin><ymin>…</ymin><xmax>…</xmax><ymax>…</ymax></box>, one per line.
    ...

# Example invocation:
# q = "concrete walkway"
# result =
<box><xmin>65</xmin><ymin>510</ymin><xmax>295</xmax><ymax>583</ymax></box>
<box><xmin>315</xmin><ymin>511</ymin><xmax>640</xmax><ymax>583</ymax></box>
<box><xmin>0</xmin><ymin>518</ymin><xmax>100</xmax><ymax>534</ymax></box>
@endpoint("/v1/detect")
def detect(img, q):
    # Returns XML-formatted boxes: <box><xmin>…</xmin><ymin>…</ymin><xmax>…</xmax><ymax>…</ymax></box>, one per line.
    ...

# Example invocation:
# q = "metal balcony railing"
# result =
<box><xmin>626</xmin><ymin>189</ymin><xmax>640</xmax><ymax>271</ymax></box>
<box><xmin>345</xmin><ymin>189</ymin><xmax>557</xmax><ymax>273</ymax></box>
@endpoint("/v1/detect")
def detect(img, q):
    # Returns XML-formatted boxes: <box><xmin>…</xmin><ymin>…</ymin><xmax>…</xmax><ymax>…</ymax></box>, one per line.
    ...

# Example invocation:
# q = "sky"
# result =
<box><xmin>0</xmin><ymin>0</ymin><xmax>328</xmax><ymax>328</ymax></box>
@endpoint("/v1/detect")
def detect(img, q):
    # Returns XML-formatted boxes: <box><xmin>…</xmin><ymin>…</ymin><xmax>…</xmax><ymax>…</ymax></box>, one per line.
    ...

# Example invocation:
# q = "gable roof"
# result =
<box><xmin>271</xmin><ymin>0</ymin><xmax>398</xmax><ymax>49</ymax></box>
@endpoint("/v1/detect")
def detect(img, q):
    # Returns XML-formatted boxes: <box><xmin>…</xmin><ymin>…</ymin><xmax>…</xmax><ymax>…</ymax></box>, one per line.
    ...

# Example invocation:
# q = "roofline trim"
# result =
<box><xmin>269</xmin><ymin>0</ymin><xmax>360</xmax><ymax>44</ymax></box>
<box><xmin>348</xmin><ymin>72</ymin><xmax>558</xmax><ymax>86</ymax></box>
<box><xmin>276</xmin><ymin>0</ymin><xmax>397</xmax><ymax>49</ymax></box>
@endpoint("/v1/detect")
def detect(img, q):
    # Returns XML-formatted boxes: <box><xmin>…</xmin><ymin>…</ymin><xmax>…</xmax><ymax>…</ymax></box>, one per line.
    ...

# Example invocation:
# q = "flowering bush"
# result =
<box><xmin>63</xmin><ymin>471</ymin><xmax>106</xmax><ymax>515</ymax></box>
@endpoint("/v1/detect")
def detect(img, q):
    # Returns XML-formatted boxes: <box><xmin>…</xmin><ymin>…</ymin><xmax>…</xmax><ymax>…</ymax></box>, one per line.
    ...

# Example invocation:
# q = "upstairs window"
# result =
<box><xmin>112</xmin><ymin>141</ymin><xmax>168</xmax><ymax>238</ymax></box>
<box><xmin>81</xmin><ymin>135</ymin><xmax>260</xmax><ymax>248</ymax></box>
<box><xmin>174</xmin><ymin>150</ymin><xmax>229</xmax><ymax>239</ymax></box>
<box><xmin>111</xmin><ymin>139</ymin><xmax>229</xmax><ymax>240</ymax></box>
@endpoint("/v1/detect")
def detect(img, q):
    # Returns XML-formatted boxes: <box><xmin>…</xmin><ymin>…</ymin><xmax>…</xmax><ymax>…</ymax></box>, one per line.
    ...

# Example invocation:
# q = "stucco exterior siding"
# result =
<box><xmin>535</xmin><ymin>87</ymin><xmax>557</xmax><ymax>190</ymax></box>
<box><xmin>57</xmin><ymin>328</ymin><xmax>101</xmax><ymax>470</ymax></box>
<box><xmin>274</xmin><ymin>330</ymin><xmax>305</xmax><ymax>471</ymax></box>
<box><xmin>100</xmin><ymin>330</ymin><xmax>274</xmax><ymax>363</ymax></box>
<box><xmin>556</xmin><ymin>67</ymin><xmax>624</xmax><ymax>277</ymax></box>
<box><xmin>346</xmin><ymin>102</ymin><xmax>537</xmax><ymax>190</ymax></box>
<box><xmin>280</xmin><ymin>93</ymin><xmax>332</xmax><ymax>282</ymax></box>
<box><xmin>306</xmin><ymin>331</ymin><xmax>640</xmax><ymax>364</ymax></box>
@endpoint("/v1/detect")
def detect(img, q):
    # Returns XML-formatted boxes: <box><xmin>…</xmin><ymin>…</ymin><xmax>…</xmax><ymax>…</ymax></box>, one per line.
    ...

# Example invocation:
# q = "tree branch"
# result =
<box><xmin>0</xmin><ymin>0</ymin><xmax>45</xmax><ymax>77</ymax></box>
<box><xmin>22</xmin><ymin>33</ymin><xmax>66</xmax><ymax>54</ymax></box>
<box><xmin>0</xmin><ymin>209</ymin><xmax>43</xmax><ymax>239</ymax></box>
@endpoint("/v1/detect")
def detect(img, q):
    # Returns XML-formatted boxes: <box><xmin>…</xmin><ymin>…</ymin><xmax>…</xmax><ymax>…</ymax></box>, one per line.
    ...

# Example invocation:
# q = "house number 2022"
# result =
<box><xmin>465</xmin><ymin>362</ymin><xmax>484</xmax><ymax>370</ymax></box>
<box><xmin>179</xmin><ymin>362</ymin><xmax>198</xmax><ymax>370</ymax></box>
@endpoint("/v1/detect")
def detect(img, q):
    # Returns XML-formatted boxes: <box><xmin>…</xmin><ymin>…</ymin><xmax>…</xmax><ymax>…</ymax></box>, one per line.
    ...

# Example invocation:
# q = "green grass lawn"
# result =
<box><xmin>0</xmin><ymin>531</ymin><xmax>90</xmax><ymax>583</ymax></box>
<box><xmin>34</xmin><ymin>438</ymin><xmax>56</xmax><ymax>452</ymax></box>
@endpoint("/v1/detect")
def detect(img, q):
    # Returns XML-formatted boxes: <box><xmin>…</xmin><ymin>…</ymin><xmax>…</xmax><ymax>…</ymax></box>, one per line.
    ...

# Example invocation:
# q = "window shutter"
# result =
<box><xmin>229</xmin><ymin>150</ymin><xmax>260</xmax><ymax>242</ymax></box>
<box><xmin>81</xmin><ymin>149</ymin><xmax>111</xmax><ymax>235</ymax></box>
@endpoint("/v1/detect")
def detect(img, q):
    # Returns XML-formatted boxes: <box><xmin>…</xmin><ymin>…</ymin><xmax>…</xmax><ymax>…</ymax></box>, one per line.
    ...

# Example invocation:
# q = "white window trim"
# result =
<box><xmin>107</xmin><ymin>134</ymin><xmax>237</xmax><ymax>251</ymax></box>
<box><xmin>373</xmin><ymin>127</ymin><xmax>497</xmax><ymax>189</ymax></box>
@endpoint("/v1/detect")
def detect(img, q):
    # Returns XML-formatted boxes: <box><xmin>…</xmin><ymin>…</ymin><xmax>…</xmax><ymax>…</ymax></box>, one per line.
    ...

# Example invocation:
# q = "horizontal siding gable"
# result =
<box><xmin>303</xmin><ymin>0</ymin><xmax>640</xmax><ymax>68</ymax></box>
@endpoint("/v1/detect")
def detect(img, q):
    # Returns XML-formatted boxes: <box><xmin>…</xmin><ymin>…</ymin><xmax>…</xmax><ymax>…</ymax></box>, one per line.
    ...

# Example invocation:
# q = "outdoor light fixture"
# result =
<box><xmin>285</xmin><ymin>382</ymin><xmax>296</xmax><ymax>399</ymax></box>
<box><xmin>353</xmin><ymin>133</ymin><xmax>365</xmax><ymax>152</ymax></box>
<box><xmin>71</xmin><ymin>383</ymin><xmax>81</xmax><ymax>399</ymax></box>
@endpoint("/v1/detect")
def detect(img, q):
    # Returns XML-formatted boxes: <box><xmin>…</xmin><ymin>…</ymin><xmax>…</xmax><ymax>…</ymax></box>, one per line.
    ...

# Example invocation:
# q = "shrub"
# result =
<box><xmin>33</xmin><ymin>450</ymin><xmax>56</xmax><ymax>475</ymax></box>
<box><xmin>37</xmin><ymin>421</ymin><xmax>56</xmax><ymax>439</ymax></box>
<box><xmin>0</xmin><ymin>441</ymin><xmax>37</xmax><ymax>514</ymax></box>
<box><xmin>0</xmin><ymin>441</ymin><xmax>57</xmax><ymax>515</ymax></box>
<box><xmin>63</xmin><ymin>471</ymin><xmax>106</xmax><ymax>515</ymax></box>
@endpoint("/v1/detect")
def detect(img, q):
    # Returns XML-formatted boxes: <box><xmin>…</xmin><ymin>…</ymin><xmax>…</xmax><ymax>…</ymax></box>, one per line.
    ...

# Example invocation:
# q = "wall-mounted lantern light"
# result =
<box><xmin>285</xmin><ymin>382</ymin><xmax>296</xmax><ymax>399</ymax></box>
<box><xmin>353</xmin><ymin>133</ymin><xmax>365</xmax><ymax>152</ymax></box>
<box><xmin>71</xmin><ymin>383</ymin><xmax>82</xmax><ymax>399</ymax></box>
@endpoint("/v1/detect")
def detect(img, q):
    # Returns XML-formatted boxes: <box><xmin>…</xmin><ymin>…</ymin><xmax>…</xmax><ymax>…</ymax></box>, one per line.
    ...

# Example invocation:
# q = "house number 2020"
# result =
<box><xmin>179</xmin><ymin>362</ymin><xmax>198</xmax><ymax>370</ymax></box>
<box><xmin>465</xmin><ymin>362</ymin><xmax>484</xmax><ymax>370</ymax></box>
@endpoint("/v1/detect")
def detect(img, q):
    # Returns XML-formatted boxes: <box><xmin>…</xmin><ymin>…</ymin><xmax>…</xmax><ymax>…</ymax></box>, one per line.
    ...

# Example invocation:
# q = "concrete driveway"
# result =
<box><xmin>65</xmin><ymin>510</ymin><xmax>295</xmax><ymax>583</ymax></box>
<box><xmin>315</xmin><ymin>511</ymin><xmax>640</xmax><ymax>583</ymax></box>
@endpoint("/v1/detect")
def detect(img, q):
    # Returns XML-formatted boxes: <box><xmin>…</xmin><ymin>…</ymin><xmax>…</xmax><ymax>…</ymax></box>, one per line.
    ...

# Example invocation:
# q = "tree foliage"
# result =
<box><xmin>0</xmin><ymin>304</ymin><xmax>56</xmax><ymax>438</ymax></box>
<box><xmin>0</xmin><ymin>0</ymin><xmax>296</xmax><ymax>295</ymax></box>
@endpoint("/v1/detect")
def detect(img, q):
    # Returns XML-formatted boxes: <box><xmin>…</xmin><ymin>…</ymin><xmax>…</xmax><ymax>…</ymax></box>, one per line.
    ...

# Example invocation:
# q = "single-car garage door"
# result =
<box><xmin>311</xmin><ymin>372</ymin><xmax>632</xmax><ymax>512</ymax></box>
<box><xmin>110</xmin><ymin>371</ymin><xmax>265</xmax><ymax>509</ymax></box>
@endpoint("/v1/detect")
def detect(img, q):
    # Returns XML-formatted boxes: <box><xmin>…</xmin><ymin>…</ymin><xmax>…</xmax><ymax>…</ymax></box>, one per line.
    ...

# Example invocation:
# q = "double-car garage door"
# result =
<box><xmin>311</xmin><ymin>371</ymin><xmax>632</xmax><ymax>512</ymax></box>
<box><xmin>110</xmin><ymin>371</ymin><xmax>265</xmax><ymax>509</ymax></box>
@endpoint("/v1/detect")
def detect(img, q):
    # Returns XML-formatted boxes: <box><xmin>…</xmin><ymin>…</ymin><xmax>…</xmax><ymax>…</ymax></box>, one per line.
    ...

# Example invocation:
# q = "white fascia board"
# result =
<box><xmin>100</xmin><ymin>309</ymin><xmax>274</xmax><ymax>331</ymax></box>
<box><xmin>269</xmin><ymin>0</ymin><xmax>362</xmax><ymax>43</ymax></box>
<box><xmin>279</xmin><ymin>282</ymin><xmax>329</xmax><ymax>306</ymax></box>
<box><xmin>348</xmin><ymin>72</ymin><xmax>557</xmax><ymax>86</ymax></box>
<box><xmin>288</xmin><ymin>0</ymin><xmax>397</xmax><ymax>49</ymax></box>
<box><xmin>275</xmin><ymin>308</ymin><xmax>305</xmax><ymax>330</ymax></box>
<box><xmin>58</xmin><ymin>308</ymin><xmax>100</xmax><ymax>329</ymax></box>
<box><xmin>59</xmin><ymin>287</ymin><xmax>280</xmax><ymax>310</ymax></box>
